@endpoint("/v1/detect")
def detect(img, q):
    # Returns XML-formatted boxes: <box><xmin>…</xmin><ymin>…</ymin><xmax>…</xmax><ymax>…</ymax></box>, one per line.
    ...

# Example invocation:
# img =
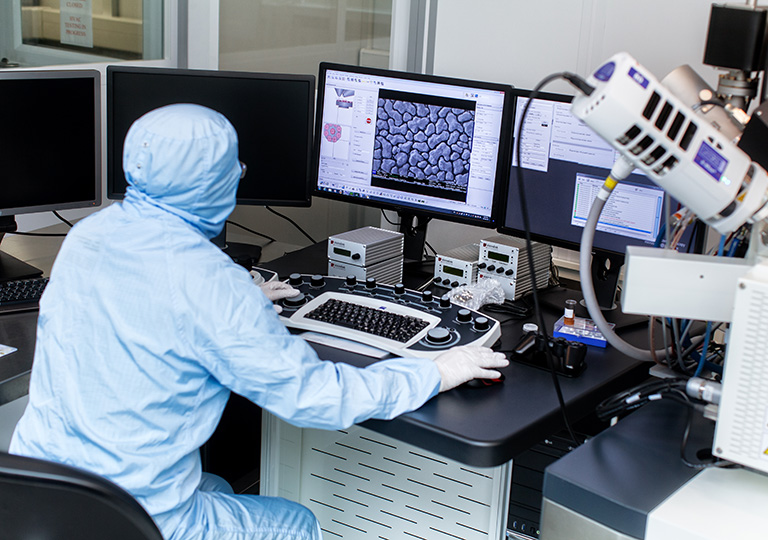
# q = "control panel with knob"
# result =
<box><xmin>477</xmin><ymin>235</ymin><xmax>552</xmax><ymax>302</ymax></box>
<box><xmin>277</xmin><ymin>274</ymin><xmax>501</xmax><ymax>359</ymax></box>
<box><xmin>433</xmin><ymin>243</ymin><xmax>480</xmax><ymax>291</ymax></box>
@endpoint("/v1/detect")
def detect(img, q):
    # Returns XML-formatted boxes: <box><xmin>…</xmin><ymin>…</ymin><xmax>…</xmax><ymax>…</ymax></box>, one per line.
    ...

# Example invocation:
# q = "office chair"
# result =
<box><xmin>0</xmin><ymin>451</ymin><xmax>164</xmax><ymax>540</ymax></box>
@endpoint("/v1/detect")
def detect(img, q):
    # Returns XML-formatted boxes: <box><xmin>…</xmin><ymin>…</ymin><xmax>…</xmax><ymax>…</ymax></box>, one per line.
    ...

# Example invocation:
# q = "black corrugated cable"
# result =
<box><xmin>226</xmin><ymin>220</ymin><xmax>277</xmax><ymax>243</ymax></box>
<box><xmin>53</xmin><ymin>211</ymin><xmax>74</xmax><ymax>227</ymax></box>
<box><xmin>516</xmin><ymin>72</ymin><xmax>591</xmax><ymax>446</ymax></box>
<box><xmin>265</xmin><ymin>206</ymin><xmax>317</xmax><ymax>245</ymax></box>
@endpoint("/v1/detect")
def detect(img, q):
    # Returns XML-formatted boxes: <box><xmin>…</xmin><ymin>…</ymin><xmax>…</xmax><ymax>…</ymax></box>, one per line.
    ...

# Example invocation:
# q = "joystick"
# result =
<box><xmin>512</xmin><ymin>331</ymin><xmax>587</xmax><ymax>376</ymax></box>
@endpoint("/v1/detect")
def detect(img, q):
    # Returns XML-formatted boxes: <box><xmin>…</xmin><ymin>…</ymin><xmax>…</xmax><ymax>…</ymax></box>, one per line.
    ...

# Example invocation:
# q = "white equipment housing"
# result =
<box><xmin>712</xmin><ymin>262</ymin><xmax>768</xmax><ymax>473</ymax></box>
<box><xmin>622</xmin><ymin>246</ymin><xmax>750</xmax><ymax>322</ymax></box>
<box><xmin>571</xmin><ymin>52</ymin><xmax>768</xmax><ymax>235</ymax></box>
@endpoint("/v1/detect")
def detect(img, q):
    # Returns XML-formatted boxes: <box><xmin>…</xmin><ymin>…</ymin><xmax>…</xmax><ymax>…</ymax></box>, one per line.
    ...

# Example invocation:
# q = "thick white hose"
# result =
<box><xmin>579</xmin><ymin>188</ymin><xmax>656</xmax><ymax>361</ymax></box>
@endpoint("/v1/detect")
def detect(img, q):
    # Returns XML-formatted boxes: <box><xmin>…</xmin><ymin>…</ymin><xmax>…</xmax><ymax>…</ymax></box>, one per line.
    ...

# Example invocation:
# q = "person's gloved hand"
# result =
<box><xmin>259</xmin><ymin>281</ymin><xmax>300</xmax><ymax>314</ymax></box>
<box><xmin>433</xmin><ymin>345</ymin><xmax>509</xmax><ymax>392</ymax></box>
<box><xmin>259</xmin><ymin>280</ymin><xmax>300</xmax><ymax>301</ymax></box>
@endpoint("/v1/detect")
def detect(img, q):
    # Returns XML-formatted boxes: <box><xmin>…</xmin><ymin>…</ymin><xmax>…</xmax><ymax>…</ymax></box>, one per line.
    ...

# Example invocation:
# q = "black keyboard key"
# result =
<box><xmin>0</xmin><ymin>277</ymin><xmax>49</xmax><ymax>310</ymax></box>
<box><xmin>305</xmin><ymin>298</ymin><xmax>429</xmax><ymax>343</ymax></box>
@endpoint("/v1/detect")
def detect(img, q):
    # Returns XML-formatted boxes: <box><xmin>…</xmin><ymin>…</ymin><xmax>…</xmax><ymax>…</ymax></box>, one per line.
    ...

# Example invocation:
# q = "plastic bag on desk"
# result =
<box><xmin>448</xmin><ymin>278</ymin><xmax>505</xmax><ymax>310</ymax></box>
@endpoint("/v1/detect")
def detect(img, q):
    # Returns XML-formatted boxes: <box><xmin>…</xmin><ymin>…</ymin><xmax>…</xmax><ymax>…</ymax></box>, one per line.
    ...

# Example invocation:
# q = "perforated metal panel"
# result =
<box><xmin>261</xmin><ymin>412</ymin><xmax>512</xmax><ymax>539</ymax></box>
<box><xmin>714</xmin><ymin>269</ymin><xmax>768</xmax><ymax>473</ymax></box>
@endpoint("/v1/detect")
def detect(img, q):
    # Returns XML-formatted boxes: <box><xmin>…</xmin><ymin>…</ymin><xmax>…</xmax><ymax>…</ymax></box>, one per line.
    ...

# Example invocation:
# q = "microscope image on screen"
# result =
<box><xmin>372</xmin><ymin>90</ymin><xmax>475</xmax><ymax>203</ymax></box>
<box><xmin>314</xmin><ymin>63</ymin><xmax>513</xmax><ymax>235</ymax></box>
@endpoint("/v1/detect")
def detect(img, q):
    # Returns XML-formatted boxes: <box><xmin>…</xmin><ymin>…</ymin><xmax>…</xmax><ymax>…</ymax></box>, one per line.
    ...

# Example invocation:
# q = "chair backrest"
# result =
<box><xmin>0</xmin><ymin>451</ymin><xmax>164</xmax><ymax>540</ymax></box>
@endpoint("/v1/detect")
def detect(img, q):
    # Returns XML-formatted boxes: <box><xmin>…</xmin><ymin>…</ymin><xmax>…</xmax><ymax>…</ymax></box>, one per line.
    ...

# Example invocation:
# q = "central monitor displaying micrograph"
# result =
<box><xmin>313</xmin><ymin>63</ymin><xmax>514</xmax><ymax>260</ymax></box>
<box><xmin>500</xmin><ymin>89</ymin><xmax>699</xmax><ymax>309</ymax></box>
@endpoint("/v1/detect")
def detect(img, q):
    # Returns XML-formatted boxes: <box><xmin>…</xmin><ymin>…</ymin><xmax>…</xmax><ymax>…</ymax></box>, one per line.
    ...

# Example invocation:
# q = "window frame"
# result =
<box><xmin>0</xmin><ymin>0</ymin><xmax>176</xmax><ymax>69</ymax></box>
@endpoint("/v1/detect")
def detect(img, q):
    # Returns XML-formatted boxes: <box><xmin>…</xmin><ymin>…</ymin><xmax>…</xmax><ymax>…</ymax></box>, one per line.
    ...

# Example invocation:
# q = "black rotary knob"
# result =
<box><xmin>457</xmin><ymin>309</ymin><xmax>472</xmax><ymax>323</ymax></box>
<box><xmin>505</xmin><ymin>269</ymin><xmax>515</xmax><ymax>276</ymax></box>
<box><xmin>426</xmin><ymin>327</ymin><xmax>452</xmax><ymax>345</ymax></box>
<box><xmin>442</xmin><ymin>278</ymin><xmax>451</xmax><ymax>286</ymax></box>
<box><xmin>310</xmin><ymin>274</ymin><xmax>325</xmax><ymax>288</ymax></box>
<box><xmin>495</xmin><ymin>267</ymin><xmax>504</xmax><ymax>274</ymax></box>
<box><xmin>352</xmin><ymin>253</ymin><xmax>361</xmax><ymax>260</ymax></box>
<box><xmin>422</xmin><ymin>290</ymin><xmax>434</xmax><ymax>303</ymax></box>
<box><xmin>439</xmin><ymin>294</ymin><xmax>451</xmax><ymax>308</ymax></box>
<box><xmin>394</xmin><ymin>283</ymin><xmax>405</xmax><ymax>295</ymax></box>
<box><xmin>366</xmin><ymin>277</ymin><xmax>377</xmax><ymax>289</ymax></box>
<box><xmin>477</xmin><ymin>262</ymin><xmax>487</xmax><ymax>269</ymax></box>
<box><xmin>289</xmin><ymin>273</ymin><xmax>303</xmax><ymax>286</ymax></box>
<box><xmin>283</xmin><ymin>292</ymin><xmax>307</xmax><ymax>308</ymax></box>
<box><xmin>487</xmin><ymin>264</ymin><xmax>496</xmax><ymax>272</ymax></box>
<box><xmin>474</xmin><ymin>316</ymin><xmax>490</xmax><ymax>331</ymax></box>
<box><xmin>345</xmin><ymin>275</ymin><xmax>357</xmax><ymax>287</ymax></box>
<box><xmin>451</xmin><ymin>281</ymin><xmax>459</xmax><ymax>288</ymax></box>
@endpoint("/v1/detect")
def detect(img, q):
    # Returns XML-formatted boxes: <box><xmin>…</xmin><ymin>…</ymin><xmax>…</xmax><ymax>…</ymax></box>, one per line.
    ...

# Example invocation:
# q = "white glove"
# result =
<box><xmin>259</xmin><ymin>281</ymin><xmax>299</xmax><ymax>300</ymax></box>
<box><xmin>433</xmin><ymin>345</ymin><xmax>509</xmax><ymax>392</ymax></box>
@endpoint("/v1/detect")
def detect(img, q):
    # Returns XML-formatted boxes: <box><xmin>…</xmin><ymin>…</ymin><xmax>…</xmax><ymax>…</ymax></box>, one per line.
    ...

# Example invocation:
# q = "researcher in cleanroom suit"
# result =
<box><xmin>10</xmin><ymin>103</ymin><xmax>507</xmax><ymax>539</ymax></box>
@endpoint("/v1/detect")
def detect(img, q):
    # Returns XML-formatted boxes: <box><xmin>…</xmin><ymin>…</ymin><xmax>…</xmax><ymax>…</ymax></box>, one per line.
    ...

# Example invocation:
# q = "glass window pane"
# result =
<box><xmin>3</xmin><ymin>0</ymin><xmax>164</xmax><ymax>67</ymax></box>
<box><xmin>219</xmin><ymin>0</ymin><xmax>392</xmax><ymax>74</ymax></box>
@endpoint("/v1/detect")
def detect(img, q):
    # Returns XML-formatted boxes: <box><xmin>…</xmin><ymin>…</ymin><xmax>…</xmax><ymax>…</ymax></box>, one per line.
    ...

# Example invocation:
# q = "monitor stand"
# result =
<box><xmin>398</xmin><ymin>211</ymin><xmax>436</xmax><ymax>278</ymax></box>
<box><xmin>0</xmin><ymin>217</ymin><xmax>44</xmax><ymax>282</ymax></box>
<box><xmin>398</xmin><ymin>211</ymin><xmax>430</xmax><ymax>262</ymax></box>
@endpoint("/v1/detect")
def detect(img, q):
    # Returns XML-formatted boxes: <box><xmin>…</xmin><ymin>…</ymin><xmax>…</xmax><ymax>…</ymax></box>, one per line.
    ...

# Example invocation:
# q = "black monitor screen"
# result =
<box><xmin>107</xmin><ymin>66</ymin><xmax>314</xmax><ymax>206</ymax></box>
<box><xmin>1</xmin><ymin>70</ymin><xmax>100</xmax><ymax>216</ymax></box>
<box><xmin>313</xmin><ymin>63</ymin><xmax>514</xmax><ymax>227</ymax></box>
<box><xmin>500</xmin><ymin>90</ymin><xmax>692</xmax><ymax>255</ymax></box>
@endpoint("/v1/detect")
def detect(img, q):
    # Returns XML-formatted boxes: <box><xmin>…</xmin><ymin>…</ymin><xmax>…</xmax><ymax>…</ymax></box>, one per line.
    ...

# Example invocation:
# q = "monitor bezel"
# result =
<box><xmin>312</xmin><ymin>62</ymin><xmax>515</xmax><ymax>229</ymax></box>
<box><xmin>106</xmin><ymin>65</ymin><xmax>315</xmax><ymax>207</ymax></box>
<box><xmin>499</xmin><ymin>88</ymin><xmax>669</xmax><ymax>259</ymax></box>
<box><xmin>0</xmin><ymin>69</ymin><xmax>101</xmax><ymax>217</ymax></box>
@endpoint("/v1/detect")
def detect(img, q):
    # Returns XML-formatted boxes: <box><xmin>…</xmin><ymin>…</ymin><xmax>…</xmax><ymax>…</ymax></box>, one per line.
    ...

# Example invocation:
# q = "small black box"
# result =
<box><xmin>738</xmin><ymin>100</ymin><xmax>768</xmax><ymax>171</ymax></box>
<box><xmin>703</xmin><ymin>4</ymin><xmax>768</xmax><ymax>71</ymax></box>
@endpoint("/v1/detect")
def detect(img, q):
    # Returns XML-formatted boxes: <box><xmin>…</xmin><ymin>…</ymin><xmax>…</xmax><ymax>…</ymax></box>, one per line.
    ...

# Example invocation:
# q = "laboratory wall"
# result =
<box><xmin>12</xmin><ymin>1</ymin><xmax>725</xmax><ymax>255</ymax></box>
<box><xmin>423</xmin><ymin>0</ymin><xmax>719</xmax><ymax>260</ymax></box>
<box><xmin>218</xmin><ymin>0</ymin><xmax>388</xmax><ymax>248</ymax></box>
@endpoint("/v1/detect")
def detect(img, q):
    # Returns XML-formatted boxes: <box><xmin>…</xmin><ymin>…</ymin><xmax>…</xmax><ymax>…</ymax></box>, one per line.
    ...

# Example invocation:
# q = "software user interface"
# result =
<box><xmin>316</xmin><ymin>69</ymin><xmax>507</xmax><ymax>222</ymax></box>
<box><xmin>507</xmin><ymin>95</ymin><xmax>685</xmax><ymax>253</ymax></box>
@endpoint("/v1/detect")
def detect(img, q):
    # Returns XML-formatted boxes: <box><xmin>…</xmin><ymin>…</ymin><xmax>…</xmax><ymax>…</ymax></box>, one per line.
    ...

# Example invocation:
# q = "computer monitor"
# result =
<box><xmin>313</xmin><ymin>63</ymin><xmax>514</xmax><ymax>261</ymax></box>
<box><xmin>0</xmin><ymin>69</ymin><xmax>101</xmax><ymax>281</ymax></box>
<box><xmin>500</xmin><ymin>90</ymin><xmax>699</xmax><ymax>309</ymax></box>
<box><xmin>106</xmin><ymin>66</ymin><xmax>315</xmax><ymax>263</ymax></box>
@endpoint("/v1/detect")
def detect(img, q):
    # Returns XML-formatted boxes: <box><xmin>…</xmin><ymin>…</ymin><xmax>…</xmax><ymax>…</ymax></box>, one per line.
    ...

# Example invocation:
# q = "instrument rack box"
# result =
<box><xmin>327</xmin><ymin>226</ymin><xmax>404</xmax><ymax>266</ymax></box>
<box><xmin>433</xmin><ymin>243</ymin><xmax>480</xmax><ymax>289</ymax></box>
<box><xmin>478</xmin><ymin>235</ymin><xmax>552</xmax><ymax>301</ymax></box>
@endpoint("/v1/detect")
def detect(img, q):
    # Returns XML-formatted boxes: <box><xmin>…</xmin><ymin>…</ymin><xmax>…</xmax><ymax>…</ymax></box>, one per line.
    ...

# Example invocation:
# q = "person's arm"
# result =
<box><xmin>193</xmin><ymin>266</ymin><xmax>441</xmax><ymax>429</ymax></box>
<box><xmin>191</xmin><ymin>262</ymin><xmax>507</xmax><ymax>430</ymax></box>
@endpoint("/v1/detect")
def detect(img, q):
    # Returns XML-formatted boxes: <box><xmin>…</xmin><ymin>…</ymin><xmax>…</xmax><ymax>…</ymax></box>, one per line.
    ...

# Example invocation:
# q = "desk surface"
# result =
<box><xmin>262</xmin><ymin>242</ymin><xmax>652</xmax><ymax>467</ymax></box>
<box><xmin>0</xmin><ymin>237</ymin><xmax>651</xmax><ymax>468</ymax></box>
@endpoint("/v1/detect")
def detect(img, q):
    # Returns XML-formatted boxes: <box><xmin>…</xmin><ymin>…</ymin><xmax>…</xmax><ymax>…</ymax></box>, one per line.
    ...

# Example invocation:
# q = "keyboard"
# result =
<box><xmin>278</xmin><ymin>274</ymin><xmax>501</xmax><ymax>359</ymax></box>
<box><xmin>305</xmin><ymin>297</ymin><xmax>431</xmax><ymax>343</ymax></box>
<box><xmin>0</xmin><ymin>277</ymin><xmax>49</xmax><ymax>313</ymax></box>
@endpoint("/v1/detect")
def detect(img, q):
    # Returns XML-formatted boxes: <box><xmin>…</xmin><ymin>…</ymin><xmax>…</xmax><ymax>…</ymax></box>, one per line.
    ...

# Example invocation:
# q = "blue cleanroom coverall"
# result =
<box><xmin>10</xmin><ymin>104</ymin><xmax>443</xmax><ymax>539</ymax></box>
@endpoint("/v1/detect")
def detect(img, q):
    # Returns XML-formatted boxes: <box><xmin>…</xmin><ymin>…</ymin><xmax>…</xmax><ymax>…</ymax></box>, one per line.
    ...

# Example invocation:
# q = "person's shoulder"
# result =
<box><xmin>169</xmin><ymin>243</ymin><xmax>268</xmax><ymax>322</ymax></box>
<box><xmin>168</xmin><ymin>233</ymin><xmax>253</xmax><ymax>290</ymax></box>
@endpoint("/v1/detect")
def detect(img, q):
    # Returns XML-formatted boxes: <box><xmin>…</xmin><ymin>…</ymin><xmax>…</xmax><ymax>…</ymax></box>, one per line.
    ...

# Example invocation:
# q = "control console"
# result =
<box><xmin>512</xmin><ymin>331</ymin><xmax>587</xmax><ymax>377</ymax></box>
<box><xmin>278</xmin><ymin>274</ymin><xmax>501</xmax><ymax>359</ymax></box>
